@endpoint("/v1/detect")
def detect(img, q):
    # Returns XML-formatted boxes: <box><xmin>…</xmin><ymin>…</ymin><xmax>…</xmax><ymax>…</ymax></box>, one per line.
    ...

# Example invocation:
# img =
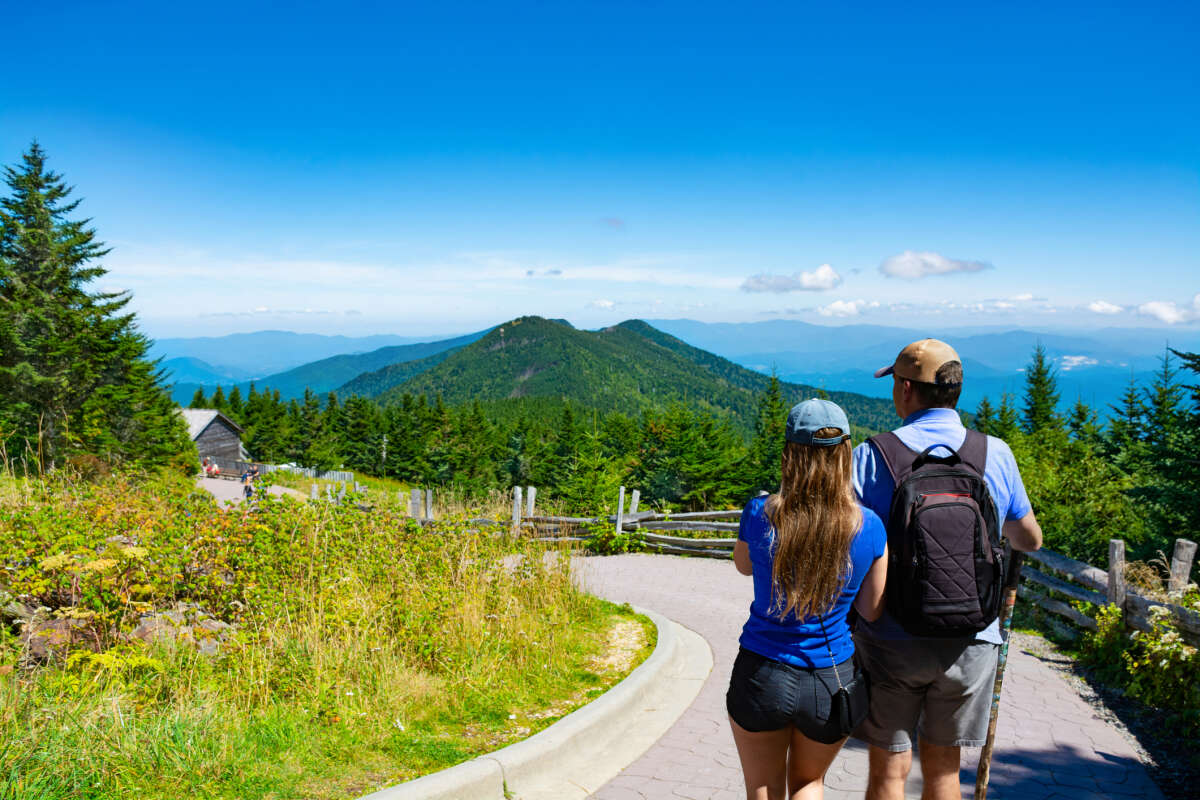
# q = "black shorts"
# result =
<box><xmin>726</xmin><ymin>647</ymin><xmax>857</xmax><ymax>744</ymax></box>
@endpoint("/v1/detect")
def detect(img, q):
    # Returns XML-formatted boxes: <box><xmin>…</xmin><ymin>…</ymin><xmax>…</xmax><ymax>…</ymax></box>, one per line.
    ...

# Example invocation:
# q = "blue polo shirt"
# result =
<box><xmin>852</xmin><ymin>407</ymin><xmax>1032</xmax><ymax>644</ymax></box>
<box><xmin>738</xmin><ymin>495</ymin><xmax>887</xmax><ymax>668</ymax></box>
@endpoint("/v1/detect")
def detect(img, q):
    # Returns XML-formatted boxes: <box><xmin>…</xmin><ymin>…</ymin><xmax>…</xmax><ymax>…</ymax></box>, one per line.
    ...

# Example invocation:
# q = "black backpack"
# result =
<box><xmin>867</xmin><ymin>430</ymin><xmax>1005</xmax><ymax>638</ymax></box>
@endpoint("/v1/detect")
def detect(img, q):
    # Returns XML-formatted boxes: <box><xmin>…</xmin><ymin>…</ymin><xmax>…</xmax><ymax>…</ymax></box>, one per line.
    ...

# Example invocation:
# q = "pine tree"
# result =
<box><xmin>743</xmin><ymin>374</ymin><xmax>787</xmax><ymax>494</ymax></box>
<box><xmin>1022</xmin><ymin>344</ymin><xmax>1062</xmax><ymax>433</ymax></box>
<box><xmin>994</xmin><ymin>394</ymin><xmax>1021</xmax><ymax>441</ymax></box>
<box><xmin>210</xmin><ymin>385</ymin><xmax>226</xmax><ymax>411</ymax></box>
<box><xmin>1067</xmin><ymin>399</ymin><xmax>1100</xmax><ymax>444</ymax></box>
<box><xmin>974</xmin><ymin>397</ymin><xmax>996</xmax><ymax>435</ymax></box>
<box><xmin>0</xmin><ymin>143</ymin><xmax>189</xmax><ymax>470</ymax></box>
<box><xmin>189</xmin><ymin>388</ymin><xmax>207</xmax><ymax>408</ymax></box>
<box><xmin>226</xmin><ymin>385</ymin><xmax>243</xmax><ymax>419</ymax></box>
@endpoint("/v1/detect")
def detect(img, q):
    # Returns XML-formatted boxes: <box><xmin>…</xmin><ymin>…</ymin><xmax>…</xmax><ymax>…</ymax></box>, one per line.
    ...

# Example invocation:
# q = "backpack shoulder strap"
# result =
<box><xmin>867</xmin><ymin>432</ymin><xmax>919</xmax><ymax>485</ymax></box>
<box><xmin>957</xmin><ymin>429</ymin><xmax>989</xmax><ymax>476</ymax></box>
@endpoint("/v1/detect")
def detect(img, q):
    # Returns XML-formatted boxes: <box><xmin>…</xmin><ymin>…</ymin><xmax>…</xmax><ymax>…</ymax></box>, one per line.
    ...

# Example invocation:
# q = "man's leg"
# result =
<box><xmin>866</xmin><ymin>745</ymin><xmax>912</xmax><ymax>800</ymax></box>
<box><xmin>917</xmin><ymin>738</ymin><xmax>961</xmax><ymax>800</ymax></box>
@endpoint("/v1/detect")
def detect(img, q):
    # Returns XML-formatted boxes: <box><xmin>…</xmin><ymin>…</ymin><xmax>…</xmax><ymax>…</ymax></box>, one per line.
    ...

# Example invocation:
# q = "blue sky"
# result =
<box><xmin>2</xmin><ymin>1</ymin><xmax>1197</xmax><ymax>337</ymax></box>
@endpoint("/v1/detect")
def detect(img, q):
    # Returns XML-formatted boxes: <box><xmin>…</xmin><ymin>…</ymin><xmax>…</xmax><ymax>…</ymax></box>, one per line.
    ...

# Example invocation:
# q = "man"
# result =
<box><xmin>852</xmin><ymin>339</ymin><xmax>1042</xmax><ymax>800</ymax></box>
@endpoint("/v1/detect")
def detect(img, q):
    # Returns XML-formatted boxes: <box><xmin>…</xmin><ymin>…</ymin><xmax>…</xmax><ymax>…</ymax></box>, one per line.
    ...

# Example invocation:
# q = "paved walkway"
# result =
<box><xmin>196</xmin><ymin>475</ymin><xmax>306</xmax><ymax>505</ymax></box>
<box><xmin>573</xmin><ymin>553</ymin><xmax>1164</xmax><ymax>800</ymax></box>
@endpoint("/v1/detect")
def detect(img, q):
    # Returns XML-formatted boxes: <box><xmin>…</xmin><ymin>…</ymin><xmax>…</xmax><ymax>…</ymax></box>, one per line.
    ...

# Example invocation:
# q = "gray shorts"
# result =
<box><xmin>852</xmin><ymin>630</ymin><xmax>999</xmax><ymax>751</ymax></box>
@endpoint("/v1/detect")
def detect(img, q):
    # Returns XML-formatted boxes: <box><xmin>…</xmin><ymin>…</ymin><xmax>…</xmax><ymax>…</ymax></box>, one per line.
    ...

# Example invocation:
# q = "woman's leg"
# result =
<box><xmin>786</xmin><ymin>729</ymin><xmax>847</xmax><ymax>800</ymax></box>
<box><xmin>729</xmin><ymin>716</ymin><xmax>792</xmax><ymax>800</ymax></box>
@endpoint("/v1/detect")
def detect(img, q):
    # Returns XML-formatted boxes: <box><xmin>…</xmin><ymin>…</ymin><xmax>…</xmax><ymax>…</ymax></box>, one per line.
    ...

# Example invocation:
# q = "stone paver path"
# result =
<box><xmin>574</xmin><ymin>553</ymin><xmax>1164</xmax><ymax>800</ymax></box>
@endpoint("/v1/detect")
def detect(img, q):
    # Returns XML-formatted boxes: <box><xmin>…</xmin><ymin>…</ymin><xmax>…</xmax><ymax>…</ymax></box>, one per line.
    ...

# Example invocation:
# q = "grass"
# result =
<box><xmin>0</xmin><ymin>472</ymin><xmax>653</xmax><ymax>799</ymax></box>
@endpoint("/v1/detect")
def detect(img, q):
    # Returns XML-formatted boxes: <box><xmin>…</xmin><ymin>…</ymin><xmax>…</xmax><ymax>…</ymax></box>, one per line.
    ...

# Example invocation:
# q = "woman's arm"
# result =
<box><xmin>733</xmin><ymin>539</ymin><xmax>753</xmax><ymax>576</ymax></box>
<box><xmin>853</xmin><ymin>543</ymin><xmax>888</xmax><ymax>621</ymax></box>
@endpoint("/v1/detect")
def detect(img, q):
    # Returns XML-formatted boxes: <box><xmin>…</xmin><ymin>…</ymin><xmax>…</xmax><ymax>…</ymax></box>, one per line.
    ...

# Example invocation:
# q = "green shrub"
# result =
<box><xmin>1081</xmin><ymin>603</ymin><xmax>1200</xmax><ymax>737</ymax></box>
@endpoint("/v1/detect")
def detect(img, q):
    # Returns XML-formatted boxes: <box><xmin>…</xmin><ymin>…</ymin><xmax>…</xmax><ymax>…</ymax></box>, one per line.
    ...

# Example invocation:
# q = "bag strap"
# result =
<box><xmin>957</xmin><ymin>429</ymin><xmax>989</xmax><ymax>476</ymax></box>
<box><xmin>818</xmin><ymin>616</ymin><xmax>846</xmax><ymax>692</ymax></box>
<box><xmin>866</xmin><ymin>432</ymin><xmax>917</xmax><ymax>485</ymax></box>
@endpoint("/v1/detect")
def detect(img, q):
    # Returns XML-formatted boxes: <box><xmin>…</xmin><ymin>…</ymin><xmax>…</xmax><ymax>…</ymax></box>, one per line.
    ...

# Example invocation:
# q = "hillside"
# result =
<box><xmin>361</xmin><ymin>316</ymin><xmax>897</xmax><ymax>433</ymax></box>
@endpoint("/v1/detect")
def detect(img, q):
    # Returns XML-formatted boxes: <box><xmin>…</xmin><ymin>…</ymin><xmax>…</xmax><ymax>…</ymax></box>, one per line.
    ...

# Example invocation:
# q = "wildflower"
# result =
<box><xmin>394</xmin><ymin>719</ymin><xmax>405</xmax><ymax>731</ymax></box>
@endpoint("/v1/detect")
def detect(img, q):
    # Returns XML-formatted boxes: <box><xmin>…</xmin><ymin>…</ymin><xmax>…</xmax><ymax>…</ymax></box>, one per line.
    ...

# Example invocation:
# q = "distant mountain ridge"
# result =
<box><xmin>166</xmin><ymin>330</ymin><xmax>487</xmax><ymax>403</ymax></box>
<box><xmin>150</xmin><ymin>330</ymin><xmax>471</xmax><ymax>376</ymax></box>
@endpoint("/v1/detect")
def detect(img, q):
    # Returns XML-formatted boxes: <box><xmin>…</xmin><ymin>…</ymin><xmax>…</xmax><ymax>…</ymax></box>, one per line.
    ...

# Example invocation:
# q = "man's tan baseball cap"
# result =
<box><xmin>874</xmin><ymin>338</ymin><xmax>962</xmax><ymax>383</ymax></box>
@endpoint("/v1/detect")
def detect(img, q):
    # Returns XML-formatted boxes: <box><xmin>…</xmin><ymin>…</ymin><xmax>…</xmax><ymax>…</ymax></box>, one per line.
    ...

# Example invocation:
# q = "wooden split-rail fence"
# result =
<box><xmin>1022</xmin><ymin>537</ymin><xmax>1200</xmax><ymax>645</ymax></box>
<box><xmin>304</xmin><ymin>481</ymin><xmax>1200</xmax><ymax>644</ymax></box>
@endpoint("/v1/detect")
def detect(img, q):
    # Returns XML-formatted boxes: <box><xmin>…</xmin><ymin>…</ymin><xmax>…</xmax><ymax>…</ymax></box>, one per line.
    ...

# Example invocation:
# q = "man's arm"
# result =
<box><xmin>1003</xmin><ymin>510</ymin><xmax>1042</xmax><ymax>552</ymax></box>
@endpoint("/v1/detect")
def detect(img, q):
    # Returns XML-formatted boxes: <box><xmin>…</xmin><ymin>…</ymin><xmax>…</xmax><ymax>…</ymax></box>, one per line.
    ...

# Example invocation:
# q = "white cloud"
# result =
<box><xmin>816</xmin><ymin>299</ymin><xmax>879</xmax><ymax>317</ymax></box>
<box><xmin>1087</xmin><ymin>300</ymin><xmax>1123</xmax><ymax>315</ymax></box>
<box><xmin>1010</xmin><ymin>292</ymin><xmax>1034</xmax><ymax>302</ymax></box>
<box><xmin>1137</xmin><ymin>299</ymin><xmax>1197</xmax><ymax>325</ymax></box>
<box><xmin>741</xmin><ymin>263</ymin><xmax>842</xmax><ymax>293</ymax></box>
<box><xmin>992</xmin><ymin>301</ymin><xmax>1015</xmax><ymax>309</ymax></box>
<box><xmin>1060</xmin><ymin>355</ymin><xmax>1098</xmax><ymax>371</ymax></box>
<box><xmin>879</xmin><ymin>251</ymin><xmax>992</xmax><ymax>280</ymax></box>
<box><xmin>587</xmin><ymin>299</ymin><xmax>616</xmax><ymax>310</ymax></box>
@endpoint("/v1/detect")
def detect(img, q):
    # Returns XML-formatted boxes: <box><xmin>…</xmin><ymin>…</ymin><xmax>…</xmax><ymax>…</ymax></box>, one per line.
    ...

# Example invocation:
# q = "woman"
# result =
<box><xmin>728</xmin><ymin>398</ymin><xmax>888</xmax><ymax>800</ymax></box>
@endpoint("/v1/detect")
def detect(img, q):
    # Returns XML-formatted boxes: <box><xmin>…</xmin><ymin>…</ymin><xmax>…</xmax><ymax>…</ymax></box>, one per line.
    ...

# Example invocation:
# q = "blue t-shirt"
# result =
<box><xmin>852</xmin><ymin>407</ymin><xmax>1032</xmax><ymax>644</ymax></box>
<box><xmin>738</xmin><ymin>495</ymin><xmax>887</xmax><ymax>668</ymax></box>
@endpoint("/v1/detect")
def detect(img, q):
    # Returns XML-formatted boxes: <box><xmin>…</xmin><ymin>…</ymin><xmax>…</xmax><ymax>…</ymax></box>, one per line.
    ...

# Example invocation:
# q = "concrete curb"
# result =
<box><xmin>358</xmin><ymin>605</ymin><xmax>712</xmax><ymax>800</ymax></box>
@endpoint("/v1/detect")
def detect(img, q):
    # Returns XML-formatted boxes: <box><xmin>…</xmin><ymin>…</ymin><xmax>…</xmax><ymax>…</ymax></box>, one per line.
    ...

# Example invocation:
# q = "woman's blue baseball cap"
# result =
<box><xmin>785</xmin><ymin>398</ymin><xmax>851</xmax><ymax>446</ymax></box>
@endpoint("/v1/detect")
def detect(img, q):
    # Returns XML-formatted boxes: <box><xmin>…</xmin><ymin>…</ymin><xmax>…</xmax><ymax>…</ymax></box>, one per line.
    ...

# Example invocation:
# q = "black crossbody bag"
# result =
<box><xmin>819</xmin><ymin>617</ymin><xmax>871</xmax><ymax>735</ymax></box>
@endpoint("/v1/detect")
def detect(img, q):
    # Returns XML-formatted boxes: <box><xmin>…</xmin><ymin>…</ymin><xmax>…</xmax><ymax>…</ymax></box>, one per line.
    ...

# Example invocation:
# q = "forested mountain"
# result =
<box><xmin>356</xmin><ymin>316</ymin><xmax>897</xmax><ymax>434</ymax></box>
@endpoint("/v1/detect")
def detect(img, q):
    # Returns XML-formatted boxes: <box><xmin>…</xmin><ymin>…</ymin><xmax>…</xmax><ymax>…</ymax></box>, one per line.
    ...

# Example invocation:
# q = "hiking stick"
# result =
<box><xmin>974</xmin><ymin>550</ymin><xmax>1026</xmax><ymax>800</ymax></box>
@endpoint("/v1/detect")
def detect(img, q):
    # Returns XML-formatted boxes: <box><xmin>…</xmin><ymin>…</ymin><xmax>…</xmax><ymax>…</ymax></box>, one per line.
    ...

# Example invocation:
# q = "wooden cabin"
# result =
<box><xmin>179</xmin><ymin>409</ymin><xmax>249</xmax><ymax>465</ymax></box>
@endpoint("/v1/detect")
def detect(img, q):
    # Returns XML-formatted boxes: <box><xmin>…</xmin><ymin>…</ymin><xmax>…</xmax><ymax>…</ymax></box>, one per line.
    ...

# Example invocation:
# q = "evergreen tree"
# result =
<box><xmin>1022</xmin><ymin>344</ymin><xmax>1061</xmax><ymax>433</ymax></box>
<box><xmin>1105</xmin><ymin>373</ymin><xmax>1147</xmax><ymax>473</ymax></box>
<box><xmin>0</xmin><ymin>143</ymin><xmax>189</xmax><ymax>470</ymax></box>
<box><xmin>210</xmin><ymin>385</ymin><xmax>227</xmax><ymax>411</ymax></box>
<box><xmin>226</xmin><ymin>385</ymin><xmax>243</xmax><ymax>418</ymax></box>
<box><xmin>1067</xmin><ymin>399</ymin><xmax>1100</xmax><ymax>444</ymax></box>
<box><xmin>994</xmin><ymin>394</ymin><xmax>1021</xmax><ymax>441</ymax></box>
<box><xmin>974</xmin><ymin>397</ymin><xmax>995</xmax><ymax>435</ymax></box>
<box><xmin>743</xmin><ymin>374</ymin><xmax>787</xmax><ymax>494</ymax></box>
<box><xmin>189</xmin><ymin>388</ymin><xmax>208</xmax><ymax>408</ymax></box>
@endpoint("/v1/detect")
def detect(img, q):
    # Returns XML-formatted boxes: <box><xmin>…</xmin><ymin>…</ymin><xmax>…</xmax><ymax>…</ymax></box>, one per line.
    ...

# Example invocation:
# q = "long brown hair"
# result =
<box><xmin>765</xmin><ymin>428</ymin><xmax>862</xmax><ymax>620</ymax></box>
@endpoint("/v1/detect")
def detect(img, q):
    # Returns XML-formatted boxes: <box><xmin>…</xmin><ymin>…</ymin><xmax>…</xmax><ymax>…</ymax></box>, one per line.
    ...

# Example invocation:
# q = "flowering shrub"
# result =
<box><xmin>1081</xmin><ymin>603</ymin><xmax>1200</xmax><ymax>737</ymax></box>
<box><xmin>0</xmin><ymin>472</ymin><xmax>635</xmax><ymax>799</ymax></box>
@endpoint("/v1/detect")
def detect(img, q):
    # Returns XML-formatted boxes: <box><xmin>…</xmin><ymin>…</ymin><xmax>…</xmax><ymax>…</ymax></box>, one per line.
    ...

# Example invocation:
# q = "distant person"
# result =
<box><xmin>852</xmin><ymin>339</ymin><xmax>1042</xmax><ymax>800</ymax></box>
<box><xmin>241</xmin><ymin>467</ymin><xmax>255</xmax><ymax>499</ymax></box>
<box><xmin>728</xmin><ymin>398</ymin><xmax>888</xmax><ymax>800</ymax></box>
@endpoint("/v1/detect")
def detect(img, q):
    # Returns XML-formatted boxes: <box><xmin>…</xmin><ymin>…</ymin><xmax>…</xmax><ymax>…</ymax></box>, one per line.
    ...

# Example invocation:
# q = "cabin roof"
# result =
<box><xmin>178</xmin><ymin>408</ymin><xmax>244</xmax><ymax>440</ymax></box>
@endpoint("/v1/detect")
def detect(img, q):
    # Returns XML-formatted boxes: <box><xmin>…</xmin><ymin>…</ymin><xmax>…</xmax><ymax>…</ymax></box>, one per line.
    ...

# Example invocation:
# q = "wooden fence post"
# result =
<box><xmin>512</xmin><ymin>486</ymin><xmax>523</xmax><ymax>535</ymax></box>
<box><xmin>310</xmin><ymin>484</ymin><xmax>318</xmax><ymax>500</ymax></box>
<box><xmin>326</xmin><ymin>485</ymin><xmax>333</xmax><ymax>502</ymax></box>
<box><xmin>630</xmin><ymin>489</ymin><xmax>640</xmax><ymax>516</ymax></box>
<box><xmin>425</xmin><ymin>489</ymin><xmax>433</xmax><ymax>520</ymax></box>
<box><xmin>526</xmin><ymin>486</ymin><xmax>536</xmax><ymax>517</ymax></box>
<box><xmin>1108</xmin><ymin>539</ymin><xmax>1126</xmax><ymax>620</ymax></box>
<box><xmin>336</xmin><ymin>484</ymin><xmax>346</xmax><ymax>504</ymax></box>
<box><xmin>615</xmin><ymin>486</ymin><xmax>626</xmax><ymax>535</ymax></box>
<box><xmin>410</xmin><ymin>488</ymin><xmax>421</xmax><ymax>519</ymax></box>
<box><xmin>1168</xmin><ymin>539</ymin><xmax>1197</xmax><ymax>595</ymax></box>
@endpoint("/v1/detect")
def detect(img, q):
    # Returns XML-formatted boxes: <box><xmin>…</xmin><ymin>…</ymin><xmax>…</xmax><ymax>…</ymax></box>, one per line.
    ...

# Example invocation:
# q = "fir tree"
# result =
<box><xmin>210</xmin><ymin>385</ymin><xmax>226</xmax><ymax>411</ymax></box>
<box><xmin>1067</xmin><ymin>399</ymin><xmax>1100</xmax><ymax>444</ymax></box>
<box><xmin>189</xmin><ymin>388</ymin><xmax>207</xmax><ymax>408</ymax></box>
<box><xmin>743</xmin><ymin>374</ymin><xmax>787</xmax><ymax>494</ymax></box>
<box><xmin>226</xmin><ymin>385</ymin><xmax>243</xmax><ymax>418</ymax></box>
<box><xmin>1022</xmin><ymin>344</ymin><xmax>1061</xmax><ymax>433</ymax></box>
<box><xmin>0</xmin><ymin>143</ymin><xmax>189</xmax><ymax>470</ymax></box>
<box><xmin>994</xmin><ymin>394</ymin><xmax>1021</xmax><ymax>440</ymax></box>
<box><xmin>974</xmin><ymin>397</ymin><xmax>996</xmax><ymax>435</ymax></box>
